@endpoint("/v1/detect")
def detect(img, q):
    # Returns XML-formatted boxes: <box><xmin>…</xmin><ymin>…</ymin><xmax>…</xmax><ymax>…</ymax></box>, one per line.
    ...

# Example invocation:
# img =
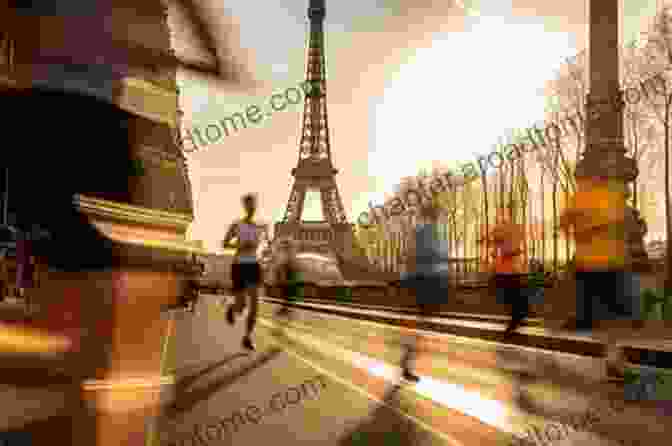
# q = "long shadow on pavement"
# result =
<box><xmin>337</xmin><ymin>384</ymin><xmax>435</xmax><ymax>446</ymax></box>
<box><xmin>496</xmin><ymin>343</ymin><xmax>612</xmax><ymax>410</ymax></box>
<box><xmin>171</xmin><ymin>353</ymin><xmax>250</xmax><ymax>390</ymax></box>
<box><xmin>493</xmin><ymin>344</ymin><xmax>672</xmax><ymax>446</ymax></box>
<box><xmin>164</xmin><ymin>347</ymin><xmax>283</xmax><ymax>420</ymax></box>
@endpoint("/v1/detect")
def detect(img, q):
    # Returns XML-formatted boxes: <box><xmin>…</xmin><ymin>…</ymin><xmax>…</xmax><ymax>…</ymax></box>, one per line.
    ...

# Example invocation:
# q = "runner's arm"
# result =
<box><xmin>221</xmin><ymin>223</ymin><xmax>238</xmax><ymax>249</ymax></box>
<box><xmin>261</xmin><ymin>224</ymin><xmax>271</xmax><ymax>246</ymax></box>
<box><xmin>257</xmin><ymin>224</ymin><xmax>271</xmax><ymax>257</ymax></box>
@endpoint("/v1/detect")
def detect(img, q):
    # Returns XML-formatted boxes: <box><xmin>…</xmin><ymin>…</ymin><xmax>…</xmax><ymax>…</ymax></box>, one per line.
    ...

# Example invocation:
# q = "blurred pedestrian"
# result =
<box><xmin>399</xmin><ymin>201</ymin><xmax>450</xmax><ymax>383</ymax></box>
<box><xmin>489</xmin><ymin>205</ymin><xmax>529</xmax><ymax>336</ymax></box>
<box><xmin>274</xmin><ymin>238</ymin><xmax>302</xmax><ymax>317</ymax></box>
<box><xmin>559</xmin><ymin>180</ymin><xmax>642</xmax><ymax>382</ymax></box>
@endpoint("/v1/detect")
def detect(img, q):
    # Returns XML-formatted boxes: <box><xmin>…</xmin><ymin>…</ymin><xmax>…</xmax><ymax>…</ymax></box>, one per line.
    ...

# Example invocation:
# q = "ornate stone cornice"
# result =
<box><xmin>74</xmin><ymin>194</ymin><xmax>192</xmax><ymax>230</ymax></box>
<box><xmin>116</xmin><ymin>76</ymin><xmax>180</xmax><ymax>127</ymax></box>
<box><xmin>73</xmin><ymin>194</ymin><xmax>206</xmax><ymax>257</ymax></box>
<box><xmin>575</xmin><ymin>150</ymin><xmax>638</xmax><ymax>183</ymax></box>
<box><xmin>82</xmin><ymin>375</ymin><xmax>175</xmax><ymax>391</ymax></box>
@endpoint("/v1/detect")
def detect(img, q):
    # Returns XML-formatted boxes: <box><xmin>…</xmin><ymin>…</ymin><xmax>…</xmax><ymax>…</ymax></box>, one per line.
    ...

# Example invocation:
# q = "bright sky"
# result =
<box><xmin>368</xmin><ymin>11</ymin><xmax>577</xmax><ymax>207</ymax></box>
<box><xmin>178</xmin><ymin>0</ymin><xmax>658</xmax><ymax>252</ymax></box>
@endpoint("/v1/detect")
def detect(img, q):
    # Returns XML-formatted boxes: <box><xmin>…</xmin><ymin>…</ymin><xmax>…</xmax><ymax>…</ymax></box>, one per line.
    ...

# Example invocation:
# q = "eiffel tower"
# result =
<box><xmin>274</xmin><ymin>0</ymin><xmax>393</xmax><ymax>281</ymax></box>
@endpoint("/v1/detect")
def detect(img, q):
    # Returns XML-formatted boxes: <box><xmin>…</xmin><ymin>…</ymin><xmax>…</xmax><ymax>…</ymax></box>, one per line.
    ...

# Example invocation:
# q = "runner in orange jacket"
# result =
<box><xmin>490</xmin><ymin>206</ymin><xmax>529</xmax><ymax>336</ymax></box>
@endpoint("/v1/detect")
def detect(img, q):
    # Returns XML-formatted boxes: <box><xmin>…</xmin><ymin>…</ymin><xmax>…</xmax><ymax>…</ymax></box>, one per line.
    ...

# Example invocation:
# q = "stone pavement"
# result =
<box><xmin>251</xmin><ymin>298</ymin><xmax>671</xmax><ymax>446</ymax></box>
<box><xmin>0</xmin><ymin>293</ymin><xmax>668</xmax><ymax>446</ymax></box>
<box><xmin>155</xmin><ymin>295</ymin><xmax>504</xmax><ymax>446</ymax></box>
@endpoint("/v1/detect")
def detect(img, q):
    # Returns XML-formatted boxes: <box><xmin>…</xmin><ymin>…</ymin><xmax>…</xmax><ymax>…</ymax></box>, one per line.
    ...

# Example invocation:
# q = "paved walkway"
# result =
<box><xmin>156</xmin><ymin>295</ymin><xmax>503</xmax><ymax>446</ymax></box>
<box><xmin>0</xmin><ymin>293</ymin><xmax>668</xmax><ymax>446</ymax></box>
<box><xmin>154</xmin><ymin>295</ymin><xmax>671</xmax><ymax>446</ymax></box>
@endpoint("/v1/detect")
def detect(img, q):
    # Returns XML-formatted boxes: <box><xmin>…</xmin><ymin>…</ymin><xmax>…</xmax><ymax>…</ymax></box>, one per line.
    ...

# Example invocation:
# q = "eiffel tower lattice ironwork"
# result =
<box><xmin>280</xmin><ymin>0</ymin><xmax>347</xmax><ymax>227</ymax></box>
<box><xmin>274</xmin><ymin>0</ymin><xmax>395</xmax><ymax>281</ymax></box>
<box><xmin>274</xmin><ymin>0</ymin><xmax>351</xmax><ymax>258</ymax></box>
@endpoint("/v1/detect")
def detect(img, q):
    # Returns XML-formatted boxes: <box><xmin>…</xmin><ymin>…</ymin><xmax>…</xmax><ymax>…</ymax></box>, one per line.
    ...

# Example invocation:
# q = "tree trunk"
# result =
<box><xmin>481</xmin><ymin>173</ymin><xmax>489</xmax><ymax>271</ymax></box>
<box><xmin>463</xmin><ymin>188</ymin><xmax>468</xmax><ymax>259</ymax></box>
<box><xmin>553</xmin><ymin>141</ymin><xmax>559</xmax><ymax>275</ymax></box>
<box><xmin>632</xmin><ymin>115</ymin><xmax>639</xmax><ymax>210</ymax></box>
<box><xmin>541</xmin><ymin>169</ymin><xmax>546</xmax><ymax>267</ymax></box>
<box><xmin>530</xmin><ymin>191</ymin><xmax>535</xmax><ymax>259</ymax></box>
<box><xmin>475</xmin><ymin>202</ymin><xmax>479</xmax><ymax>269</ymax></box>
<box><xmin>500</xmin><ymin>167</ymin><xmax>506</xmax><ymax>214</ymax></box>
<box><xmin>666</xmin><ymin>98</ymin><xmax>672</xmax><ymax>291</ymax></box>
<box><xmin>509</xmin><ymin>159</ymin><xmax>516</xmax><ymax>222</ymax></box>
<box><xmin>564</xmin><ymin>187</ymin><xmax>571</xmax><ymax>268</ymax></box>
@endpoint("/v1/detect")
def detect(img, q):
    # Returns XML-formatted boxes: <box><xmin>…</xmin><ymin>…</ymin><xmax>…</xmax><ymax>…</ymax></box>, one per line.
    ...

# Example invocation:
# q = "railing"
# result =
<box><xmin>297</xmin><ymin>228</ymin><xmax>333</xmax><ymax>243</ymax></box>
<box><xmin>274</xmin><ymin>222</ymin><xmax>334</xmax><ymax>244</ymax></box>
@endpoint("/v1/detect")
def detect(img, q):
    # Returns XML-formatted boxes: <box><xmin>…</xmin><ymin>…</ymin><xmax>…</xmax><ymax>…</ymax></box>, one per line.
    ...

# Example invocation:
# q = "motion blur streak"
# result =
<box><xmin>262</xmin><ymin>317</ymin><xmax>513</xmax><ymax>433</ymax></box>
<box><xmin>0</xmin><ymin>322</ymin><xmax>71</xmax><ymax>354</ymax></box>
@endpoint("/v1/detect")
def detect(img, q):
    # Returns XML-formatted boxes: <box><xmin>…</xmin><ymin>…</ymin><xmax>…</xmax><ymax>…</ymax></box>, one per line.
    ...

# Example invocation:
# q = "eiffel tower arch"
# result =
<box><xmin>273</xmin><ymin>0</ymin><xmax>395</xmax><ymax>282</ymax></box>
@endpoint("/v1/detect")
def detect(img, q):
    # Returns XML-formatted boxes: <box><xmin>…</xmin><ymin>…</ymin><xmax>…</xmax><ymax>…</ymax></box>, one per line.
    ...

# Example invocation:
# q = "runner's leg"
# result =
<box><xmin>242</xmin><ymin>264</ymin><xmax>261</xmax><ymax>350</ymax></box>
<box><xmin>245</xmin><ymin>285</ymin><xmax>259</xmax><ymax>337</ymax></box>
<box><xmin>402</xmin><ymin>276</ymin><xmax>427</xmax><ymax>383</ymax></box>
<box><xmin>227</xmin><ymin>289</ymin><xmax>246</xmax><ymax>325</ymax></box>
<box><xmin>276</xmin><ymin>262</ymin><xmax>292</xmax><ymax>316</ymax></box>
<box><xmin>227</xmin><ymin>263</ymin><xmax>246</xmax><ymax>325</ymax></box>
<box><xmin>503</xmin><ymin>277</ymin><xmax>523</xmax><ymax>334</ymax></box>
<box><xmin>400</xmin><ymin>275</ymin><xmax>419</xmax><ymax>382</ymax></box>
<box><xmin>509</xmin><ymin>285</ymin><xmax>528</xmax><ymax>333</ymax></box>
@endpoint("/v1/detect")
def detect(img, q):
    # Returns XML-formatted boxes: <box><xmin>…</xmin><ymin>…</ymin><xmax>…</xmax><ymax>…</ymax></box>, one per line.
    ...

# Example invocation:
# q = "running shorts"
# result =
<box><xmin>401</xmin><ymin>272</ymin><xmax>449</xmax><ymax>306</ymax></box>
<box><xmin>231</xmin><ymin>262</ymin><xmax>261</xmax><ymax>291</ymax></box>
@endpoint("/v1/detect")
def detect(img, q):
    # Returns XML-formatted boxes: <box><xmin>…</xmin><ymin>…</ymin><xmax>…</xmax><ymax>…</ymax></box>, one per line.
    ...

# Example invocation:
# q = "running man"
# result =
<box><xmin>273</xmin><ymin>238</ymin><xmax>302</xmax><ymax>317</ymax></box>
<box><xmin>399</xmin><ymin>203</ymin><xmax>451</xmax><ymax>383</ymax></box>
<box><xmin>490</xmin><ymin>205</ymin><xmax>529</xmax><ymax>336</ymax></box>
<box><xmin>559</xmin><ymin>182</ymin><xmax>642</xmax><ymax>382</ymax></box>
<box><xmin>222</xmin><ymin>193</ymin><xmax>269</xmax><ymax>351</ymax></box>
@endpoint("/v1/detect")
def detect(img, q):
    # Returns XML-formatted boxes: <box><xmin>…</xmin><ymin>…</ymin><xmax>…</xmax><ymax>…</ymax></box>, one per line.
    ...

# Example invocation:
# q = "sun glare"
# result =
<box><xmin>368</xmin><ymin>14</ymin><xmax>576</xmax><ymax>211</ymax></box>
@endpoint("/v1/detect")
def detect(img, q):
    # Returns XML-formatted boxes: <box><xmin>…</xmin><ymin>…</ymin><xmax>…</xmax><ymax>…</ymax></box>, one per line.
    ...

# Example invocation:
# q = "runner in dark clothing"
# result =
<box><xmin>273</xmin><ymin>238</ymin><xmax>303</xmax><ymax>317</ymax></box>
<box><xmin>399</xmin><ymin>204</ymin><xmax>450</xmax><ymax>383</ymax></box>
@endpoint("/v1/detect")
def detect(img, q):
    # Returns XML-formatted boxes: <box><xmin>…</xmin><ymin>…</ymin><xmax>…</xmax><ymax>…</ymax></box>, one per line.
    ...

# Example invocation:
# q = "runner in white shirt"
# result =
<box><xmin>222</xmin><ymin>193</ymin><xmax>268</xmax><ymax>351</ymax></box>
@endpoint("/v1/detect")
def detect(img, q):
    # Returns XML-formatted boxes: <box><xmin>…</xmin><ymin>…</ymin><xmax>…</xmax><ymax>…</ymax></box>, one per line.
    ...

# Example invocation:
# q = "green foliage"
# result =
<box><xmin>528</xmin><ymin>271</ymin><xmax>545</xmax><ymax>289</ymax></box>
<box><xmin>129</xmin><ymin>158</ymin><xmax>146</xmax><ymax>177</ymax></box>
<box><xmin>641</xmin><ymin>288</ymin><xmax>672</xmax><ymax>320</ymax></box>
<box><xmin>336</xmin><ymin>286</ymin><xmax>352</xmax><ymax>301</ymax></box>
<box><xmin>624</xmin><ymin>366</ymin><xmax>672</xmax><ymax>400</ymax></box>
<box><xmin>349</xmin><ymin>430</ymin><xmax>404</xmax><ymax>446</ymax></box>
<box><xmin>286</xmin><ymin>270</ymin><xmax>304</xmax><ymax>301</ymax></box>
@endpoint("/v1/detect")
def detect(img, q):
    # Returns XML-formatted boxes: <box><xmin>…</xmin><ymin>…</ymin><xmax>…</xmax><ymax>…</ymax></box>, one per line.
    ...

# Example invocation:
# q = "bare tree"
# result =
<box><xmin>641</xmin><ymin>6</ymin><xmax>672</xmax><ymax>289</ymax></box>
<box><xmin>622</xmin><ymin>39</ymin><xmax>659</xmax><ymax>213</ymax></box>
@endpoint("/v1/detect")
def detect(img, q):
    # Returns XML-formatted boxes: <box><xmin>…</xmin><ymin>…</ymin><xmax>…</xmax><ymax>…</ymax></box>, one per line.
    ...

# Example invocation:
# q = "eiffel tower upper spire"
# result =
<box><xmin>297</xmin><ymin>0</ymin><xmax>332</xmax><ymax>166</ymax></box>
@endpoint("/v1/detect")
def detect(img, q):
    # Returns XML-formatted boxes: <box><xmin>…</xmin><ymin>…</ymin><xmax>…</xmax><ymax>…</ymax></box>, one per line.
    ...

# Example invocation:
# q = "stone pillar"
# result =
<box><xmin>569</xmin><ymin>0</ymin><xmax>649</xmax><ymax>331</ymax></box>
<box><xmin>574</xmin><ymin>0</ymin><xmax>639</xmax><ymax>266</ymax></box>
<box><xmin>28</xmin><ymin>194</ymin><xmax>204</xmax><ymax>446</ymax></box>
